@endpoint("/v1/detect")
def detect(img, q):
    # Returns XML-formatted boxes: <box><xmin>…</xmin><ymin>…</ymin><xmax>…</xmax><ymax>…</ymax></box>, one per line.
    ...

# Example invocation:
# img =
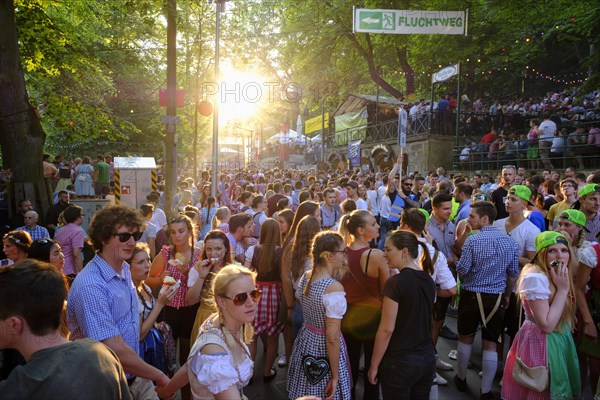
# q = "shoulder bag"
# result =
<box><xmin>511</xmin><ymin>332</ymin><xmax>549</xmax><ymax>392</ymax></box>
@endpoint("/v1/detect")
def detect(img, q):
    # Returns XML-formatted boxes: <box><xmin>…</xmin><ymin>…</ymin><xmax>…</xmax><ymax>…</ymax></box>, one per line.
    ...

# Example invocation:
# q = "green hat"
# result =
<box><xmin>535</xmin><ymin>231</ymin><xmax>569</xmax><ymax>252</ymax></box>
<box><xmin>578</xmin><ymin>183</ymin><xmax>600</xmax><ymax>199</ymax></box>
<box><xmin>558</xmin><ymin>209</ymin><xmax>589</xmax><ymax>230</ymax></box>
<box><xmin>419</xmin><ymin>208</ymin><xmax>430</xmax><ymax>223</ymax></box>
<box><xmin>508</xmin><ymin>185</ymin><xmax>533</xmax><ymax>206</ymax></box>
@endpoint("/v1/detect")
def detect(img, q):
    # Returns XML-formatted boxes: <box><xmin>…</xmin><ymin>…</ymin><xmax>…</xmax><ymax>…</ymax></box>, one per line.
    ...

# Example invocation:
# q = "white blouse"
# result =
<box><xmin>191</xmin><ymin>353</ymin><xmax>253</xmax><ymax>395</ymax></box>
<box><xmin>519</xmin><ymin>272</ymin><xmax>551</xmax><ymax>301</ymax></box>
<box><xmin>578</xmin><ymin>241</ymin><xmax>598</xmax><ymax>269</ymax></box>
<box><xmin>188</xmin><ymin>322</ymin><xmax>253</xmax><ymax>399</ymax></box>
<box><xmin>323</xmin><ymin>292</ymin><xmax>347</xmax><ymax>319</ymax></box>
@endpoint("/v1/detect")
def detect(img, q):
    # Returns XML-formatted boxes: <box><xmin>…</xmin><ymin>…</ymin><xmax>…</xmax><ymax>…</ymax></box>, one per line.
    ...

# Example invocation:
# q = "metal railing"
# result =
<box><xmin>326</xmin><ymin>108</ymin><xmax>600</xmax><ymax>148</ymax></box>
<box><xmin>452</xmin><ymin>139</ymin><xmax>600</xmax><ymax>172</ymax></box>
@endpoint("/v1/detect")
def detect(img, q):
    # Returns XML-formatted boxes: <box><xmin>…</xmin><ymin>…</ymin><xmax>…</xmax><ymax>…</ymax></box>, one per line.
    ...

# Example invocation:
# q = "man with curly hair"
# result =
<box><xmin>66</xmin><ymin>205</ymin><xmax>172</xmax><ymax>400</ymax></box>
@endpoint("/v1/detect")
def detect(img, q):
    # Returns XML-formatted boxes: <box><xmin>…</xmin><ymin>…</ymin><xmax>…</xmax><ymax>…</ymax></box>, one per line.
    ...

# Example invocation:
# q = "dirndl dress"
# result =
<box><xmin>287</xmin><ymin>274</ymin><xmax>352</xmax><ymax>400</ymax></box>
<box><xmin>254</xmin><ymin>280</ymin><xmax>285</xmax><ymax>335</ymax></box>
<box><xmin>502</xmin><ymin>272</ymin><xmax>581</xmax><ymax>400</ymax></box>
<box><xmin>55</xmin><ymin>167</ymin><xmax>73</xmax><ymax>192</ymax></box>
<box><xmin>576</xmin><ymin>243</ymin><xmax>600</xmax><ymax>359</ymax></box>
<box><xmin>74</xmin><ymin>164</ymin><xmax>95</xmax><ymax>197</ymax></box>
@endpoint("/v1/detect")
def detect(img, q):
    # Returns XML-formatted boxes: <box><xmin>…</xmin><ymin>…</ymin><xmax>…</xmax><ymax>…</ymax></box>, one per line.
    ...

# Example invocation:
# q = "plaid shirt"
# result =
<box><xmin>456</xmin><ymin>226</ymin><xmax>520</xmax><ymax>294</ymax></box>
<box><xmin>585</xmin><ymin>211</ymin><xmax>600</xmax><ymax>242</ymax></box>
<box><xmin>16</xmin><ymin>225</ymin><xmax>50</xmax><ymax>241</ymax></box>
<box><xmin>67</xmin><ymin>254</ymin><xmax>139</xmax><ymax>378</ymax></box>
<box><xmin>426</xmin><ymin>217</ymin><xmax>456</xmax><ymax>260</ymax></box>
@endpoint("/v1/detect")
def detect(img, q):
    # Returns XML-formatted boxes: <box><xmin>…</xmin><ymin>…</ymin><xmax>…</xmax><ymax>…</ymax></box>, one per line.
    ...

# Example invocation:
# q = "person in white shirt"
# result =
<box><xmin>147</xmin><ymin>193</ymin><xmax>167</xmax><ymax>230</ymax></box>
<box><xmin>365</xmin><ymin>178</ymin><xmax>380</xmax><ymax>222</ymax></box>
<box><xmin>377</xmin><ymin>176</ymin><xmax>388</xmax><ymax>214</ymax></box>
<box><xmin>492</xmin><ymin>185</ymin><xmax>540</xmax><ymax>363</ymax></box>
<box><xmin>246</xmin><ymin>196</ymin><xmax>268</xmax><ymax>239</ymax></box>
<box><xmin>539</xmin><ymin>113</ymin><xmax>557</xmax><ymax>169</ymax></box>
<box><xmin>345</xmin><ymin>180</ymin><xmax>368</xmax><ymax>210</ymax></box>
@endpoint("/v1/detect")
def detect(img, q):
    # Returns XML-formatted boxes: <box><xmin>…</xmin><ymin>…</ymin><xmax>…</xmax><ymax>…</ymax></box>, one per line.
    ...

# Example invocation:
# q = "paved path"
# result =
<box><xmin>244</xmin><ymin>314</ymin><xmax>502</xmax><ymax>399</ymax></box>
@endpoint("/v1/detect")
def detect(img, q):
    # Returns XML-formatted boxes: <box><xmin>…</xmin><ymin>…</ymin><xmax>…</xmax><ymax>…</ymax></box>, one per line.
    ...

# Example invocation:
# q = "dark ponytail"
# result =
<box><xmin>206</xmin><ymin>196</ymin><xmax>216</xmax><ymax>224</ymax></box>
<box><xmin>387</xmin><ymin>230</ymin><xmax>433</xmax><ymax>274</ymax></box>
<box><xmin>417</xmin><ymin>241</ymin><xmax>434</xmax><ymax>276</ymax></box>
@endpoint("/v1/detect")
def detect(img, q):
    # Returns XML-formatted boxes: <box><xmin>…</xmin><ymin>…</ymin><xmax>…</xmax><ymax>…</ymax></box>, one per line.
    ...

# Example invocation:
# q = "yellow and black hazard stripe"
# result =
<box><xmin>151</xmin><ymin>170</ymin><xmax>157</xmax><ymax>192</ymax></box>
<box><xmin>114</xmin><ymin>169</ymin><xmax>121</xmax><ymax>204</ymax></box>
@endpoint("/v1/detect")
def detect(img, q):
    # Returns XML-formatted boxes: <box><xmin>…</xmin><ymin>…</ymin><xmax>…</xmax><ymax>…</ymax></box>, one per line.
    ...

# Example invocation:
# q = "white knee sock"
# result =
<box><xmin>429</xmin><ymin>383</ymin><xmax>438</xmax><ymax>400</ymax></box>
<box><xmin>481</xmin><ymin>350</ymin><xmax>498</xmax><ymax>394</ymax></box>
<box><xmin>457</xmin><ymin>342</ymin><xmax>472</xmax><ymax>380</ymax></box>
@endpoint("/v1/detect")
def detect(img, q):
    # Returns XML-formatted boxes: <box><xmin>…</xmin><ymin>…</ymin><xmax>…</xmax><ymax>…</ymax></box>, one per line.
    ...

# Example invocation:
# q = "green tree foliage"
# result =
<box><xmin>15</xmin><ymin>0</ymin><xmax>168</xmax><ymax>158</ymax></box>
<box><xmin>4</xmin><ymin>0</ymin><xmax>598</xmax><ymax>165</ymax></box>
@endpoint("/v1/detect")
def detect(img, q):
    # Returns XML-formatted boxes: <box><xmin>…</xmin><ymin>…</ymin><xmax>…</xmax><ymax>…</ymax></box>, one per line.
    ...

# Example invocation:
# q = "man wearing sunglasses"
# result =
<box><xmin>67</xmin><ymin>205</ymin><xmax>172</xmax><ymax>400</ymax></box>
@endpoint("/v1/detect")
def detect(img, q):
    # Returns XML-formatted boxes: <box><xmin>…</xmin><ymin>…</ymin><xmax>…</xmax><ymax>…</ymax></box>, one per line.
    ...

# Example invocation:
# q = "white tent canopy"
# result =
<box><xmin>310</xmin><ymin>134</ymin><xmax>322</xmax><ymax>143</ymax></box>
<box><xmin>266</xmin><ymin>129</ymin><xmax>311</xmax><ymax>144</ymax></box>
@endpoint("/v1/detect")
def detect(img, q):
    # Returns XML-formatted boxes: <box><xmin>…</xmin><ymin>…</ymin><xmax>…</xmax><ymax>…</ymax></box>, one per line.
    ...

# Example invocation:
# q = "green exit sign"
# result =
<box><xmin>357</xmin><ymin>10</ymin><xmax>396</xmax><ymax>31</ymax></box>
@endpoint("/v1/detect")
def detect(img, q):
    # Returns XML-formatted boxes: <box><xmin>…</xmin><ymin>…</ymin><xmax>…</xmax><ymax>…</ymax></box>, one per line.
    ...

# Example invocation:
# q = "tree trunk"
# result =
<box><xmin>396</xmin><ymin>47</ymin><xmax>415</xmax><ymax>97</ymax></box>
<box><xmin>0</xmin><ymin>0</ymin><xmax>53</xmax><ymax>220</ymax></box>
<box><xmin>345</xmin><ymin>33</ymin><xmax>404</xmax><ymax>99</ymax></box>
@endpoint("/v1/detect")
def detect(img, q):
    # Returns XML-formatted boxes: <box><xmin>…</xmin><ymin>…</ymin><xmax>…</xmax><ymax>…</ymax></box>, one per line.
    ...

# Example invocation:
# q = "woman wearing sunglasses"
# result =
<box><xmin>148</xmin><ymin>214</ymin><xmax>202</xmax><ymax>390</ymax></box>
<box><xmin>155</xmin><ymin>264</ymin><xmax>260</xmax><ymax>400</ymax></box>
<box><xmin>287</xmin><ymin>231</ymin><xmax>352</xmax><ymax>400</ymax></box>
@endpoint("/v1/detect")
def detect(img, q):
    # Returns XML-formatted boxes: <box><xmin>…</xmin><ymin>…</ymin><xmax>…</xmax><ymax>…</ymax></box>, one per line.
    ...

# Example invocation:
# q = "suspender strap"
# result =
<box><xmin>476</xmin><ymin>292</ymin><xmax>502</xmax><ymax>331</ymax></box>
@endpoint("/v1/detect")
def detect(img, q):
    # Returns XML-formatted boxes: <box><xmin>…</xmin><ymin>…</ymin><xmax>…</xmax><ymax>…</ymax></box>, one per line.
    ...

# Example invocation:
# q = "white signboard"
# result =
<box><xmin>354</xmin><ymin>9</ymin><xmax>466</xmax><ymax>35</ymax></box>
<box><xmin>433</xmin><ymin>64</ymin><xmax>459</xmax><ymax>83</ymax></box>
<box><xmin>398</xmin><ymin>108</ymin><xmax>407</xmax><ymax>148</ymax></box>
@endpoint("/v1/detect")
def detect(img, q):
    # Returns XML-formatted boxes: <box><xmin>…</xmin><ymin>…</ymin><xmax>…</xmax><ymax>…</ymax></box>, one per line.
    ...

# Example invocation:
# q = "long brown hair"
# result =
<box><xmin>167</xmin><ymin>214</ymin><xmax>197</xmax><ymax>252</ymax></box>
<box><xmin>291</xmin><ymin>216</ymin><xmax>321</xmax><ymax>282</ymax></box>
<box><xmin>256</xmin><ymin>218</ymin><xmax>281</xmax><ymax>277</ymax></box>
<box><xmin>277</xmin><ymin>209</ymin><xmax>295</xmax><ymax>242</ymax></box>
<box><xmin>199</xmin><ymin>230</ymin><xmax>233</xmax><ymax>307</ymax></box>
<box><xmin>282</xmin><ymin>201</ymin><xmax>319</xmax><ymax>251</ymax></box>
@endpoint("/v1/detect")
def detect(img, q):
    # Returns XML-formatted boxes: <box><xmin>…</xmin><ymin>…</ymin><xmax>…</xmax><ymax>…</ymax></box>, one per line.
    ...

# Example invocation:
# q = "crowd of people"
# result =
<box><xmin>41</xmin><ymin>153</ymin><xmax>115</xmax><ymax>200</ymax></box>
<box><xmin>1</xmin><ymin>158</ymin><xmax>600</xmax><ymax>400</ymax></box>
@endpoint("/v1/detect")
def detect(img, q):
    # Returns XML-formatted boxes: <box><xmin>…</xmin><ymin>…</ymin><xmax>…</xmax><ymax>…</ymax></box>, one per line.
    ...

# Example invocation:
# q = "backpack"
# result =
<box><xmin>137</xmin><ymin>286</ymin><xmax>171</xmax><ymax>374</ymax></box>
<box><xmin>253</xmin><ymin>212</ymin><xmax>263</xmax><ymax>238</ymax></box>
<box><xmin>140</xmin><ymin>326</ymin><xmax>168</xmax><ymax>375</ymax></box>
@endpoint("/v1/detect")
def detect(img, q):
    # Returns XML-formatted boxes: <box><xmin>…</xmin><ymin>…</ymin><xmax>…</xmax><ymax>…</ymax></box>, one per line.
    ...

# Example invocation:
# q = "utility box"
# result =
<box><xmin>71</xmin><ymin>199</ymin><xmax>111</xmax><ymax>232</ymax></box>
<box><xmin>113</xmin><ymin>157</ymin><xmax>158</xmax><ymax>209</ymax></box>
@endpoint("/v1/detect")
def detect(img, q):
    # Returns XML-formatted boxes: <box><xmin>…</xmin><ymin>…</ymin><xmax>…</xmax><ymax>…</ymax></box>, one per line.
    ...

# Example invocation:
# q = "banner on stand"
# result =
<box><xmin>348</xmin><ymin>140</ymin><xmax>361</xmax><ymax>167</ymax></box>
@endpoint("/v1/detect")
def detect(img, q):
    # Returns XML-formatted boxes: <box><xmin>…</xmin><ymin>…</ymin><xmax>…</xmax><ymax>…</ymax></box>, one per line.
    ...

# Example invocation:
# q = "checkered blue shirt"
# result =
<box><xmin>67</xmin><ymin>254</ymin><xmax>140</xmax><ymax>358</ymax></box>
<box><xmin>456</xmin><ymin>226</ymin><xmax>520</xmax><ymax>294</ymax></box>
<box><xmin>16</xmin><ymin>225</ymin><xmax>50</xmax><ymax>241</ymax></box>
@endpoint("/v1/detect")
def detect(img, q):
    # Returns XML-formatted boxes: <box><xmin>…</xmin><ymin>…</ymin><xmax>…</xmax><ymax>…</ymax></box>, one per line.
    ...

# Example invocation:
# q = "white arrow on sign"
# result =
<box><xmin>362</xmin><ymin>17</ymin><xmax>380</xmax><ymax>24</ymax></box>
